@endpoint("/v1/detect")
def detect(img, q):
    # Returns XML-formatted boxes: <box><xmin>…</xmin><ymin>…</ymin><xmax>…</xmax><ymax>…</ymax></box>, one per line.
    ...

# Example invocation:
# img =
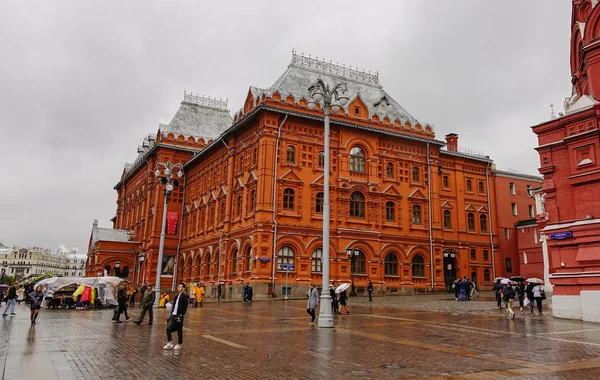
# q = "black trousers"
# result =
<box><xmin>136</xmin><ymin>306</ymin><xmax>153</xmax><ymax>323</ymax></box>
<box><xmin>534</xmin><ymin>297</ymin><xmax>543</xmax><ymax>313</ymax></box>
<box><xmin>167</xmin><ymin>319</ymin><xmax>183</xmax><ymax>344</ymax></box>
<box><xmin>307</xmin><ymin>308</ymin><xmax>316</xmax><ymax>322</ymax></box>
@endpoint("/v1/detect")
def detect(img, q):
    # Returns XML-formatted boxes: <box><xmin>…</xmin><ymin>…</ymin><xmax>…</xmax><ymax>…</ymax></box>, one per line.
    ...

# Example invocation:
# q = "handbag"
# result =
<box><xmin>540</xmin><ymin>289</ymin><xmax>546</xmax><ymax>300</ymax></box>
<box><xmin>524</xmin><ymin>297</ymin><xmax>530</xmax><ymax>307</ymax></box>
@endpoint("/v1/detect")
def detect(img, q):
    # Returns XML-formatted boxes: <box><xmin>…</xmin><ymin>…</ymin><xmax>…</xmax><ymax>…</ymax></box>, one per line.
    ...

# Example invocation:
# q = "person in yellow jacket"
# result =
<box><xmin>195</xmin><ymin>283</ymin><xmax>204</xmax><ymax>308</ymax></box>
<box><xmin>158</xmin><ymin>292</ymin><xmax>170</xmax><ymax>308</ymax></box>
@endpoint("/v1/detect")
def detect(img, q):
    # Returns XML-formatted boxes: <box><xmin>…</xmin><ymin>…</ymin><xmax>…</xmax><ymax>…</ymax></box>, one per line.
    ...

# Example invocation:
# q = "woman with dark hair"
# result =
<box><xmin>29</xmin><ymin>285</ymin><xmax>44</xmax><ymax>325</ymax></box>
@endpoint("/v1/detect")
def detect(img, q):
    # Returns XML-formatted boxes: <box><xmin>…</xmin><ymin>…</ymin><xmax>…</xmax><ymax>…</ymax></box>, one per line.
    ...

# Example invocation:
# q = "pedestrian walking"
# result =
<box><xmin>134</xmin><ymin>284</ymin><xmax>155</xmax><ymax>325</ymax></box>
<box><xmin>113</xmin><ymin>286</ymin><xmax>131</xmax><ymax>323</ymax></box>
<box><xmin>525</xmin><ymin>282</ymin><xmax>535</xmax><ymax>314</ymax></box>
<box><xmin>217</xmin><ymin>283</ymin><xmax>222</xmax><ymax>301</ymax></box>
<box><xmin>195</xmin><ymin>283</ymin><xmax>204</xmax><ymax>307</ymax></box>
<box><xmin>532</xmin><ymin>284</ymin><xmax>545</xmax><ymax>315</ymax></box>
<box><xmin>16</xmin><ymin>286</ymin><xmax>25</xmax><ymax>305</ymax></box>
<box><xmin>504</xmin><ymin>283</ymin><xmax>516</xmax><ymax>319</ymax></box>
<box><xmin>2</xmin><ymin>284</ymin><xmax>17</xmax><ymax>316</ymax></box>
<box><xmin>29</xmin><ymin>285</ymin><xmax>44</xmax><ymax>325</ymax></box>
<box><xmin>306</xmin><ymin>284</ymin><xmax>319</xmax><ymax>324</ymax></box>
<box><xmin>453</xmin><ymin>279</ymin><xmax>459</xmax><ymax>301</ymax></box>
<box><xmin>329</xmin><ymin>285</ymin><xmax>339</xmax><ymax>314</ymax></box>
<box><xmin>339</xmin><ymin>289</ymin><xmax>350</xmax><ymax>314</ymax></box>
<box><xmin>470</xmin><ymin>280</ymin><xmax>480</xmax><ymax>298</ymax></box>
<box><xmin>367</xmin><ymin>280</ymin><xmax>374</xmax><ymax>302</ymax></box>
<box><xmin>494</xmin><ymin>279</ymin><xmax>503</xmax><ymax>309</ymax></box>
<box><xmin>163</xmin><ymin>283</ymin><xmax>189</xmax><ymax>350</ymax></box>
<box><xmin>242</xmin><ymin>283</ymin><xmax>249</xmax><ymax>302</ymax></box>
<box><xmin>246</xmin><ymin>284</ymin><xmax>253</xmax><ymax>302</ymax></box>
<box><xmin>516</xmin><ymin>282</ymin><xmax>525</xmax><ymax>312</ymax></box>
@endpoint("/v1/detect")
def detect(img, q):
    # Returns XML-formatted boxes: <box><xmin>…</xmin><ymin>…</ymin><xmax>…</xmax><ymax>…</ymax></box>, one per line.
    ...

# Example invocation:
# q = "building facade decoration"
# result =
<box><xmin>88</xmin><ymin>52</ymin><xmax>512</xmax><ymax>298</ymax></box>
<box><xmin>530</xmin><ymin>0</ymin><xmax>600</xmax><ymax>322</ymax></box>
<box><xmin>0</xmin><ymin>243</ymin><xmax>85</xmax><ymax>280</ymax></box>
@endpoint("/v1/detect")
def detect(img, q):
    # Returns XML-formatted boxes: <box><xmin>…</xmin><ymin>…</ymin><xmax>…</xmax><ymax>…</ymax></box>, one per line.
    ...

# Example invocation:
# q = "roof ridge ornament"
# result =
<box><xmin>290</xmin><ymin>51</ymin><xmax>379</xmax><ymax>86</ymax></box>
<box><xmin>183</xmin><ymin>90</ymin><xmax>228</xmax><ymax>110</ymax></box>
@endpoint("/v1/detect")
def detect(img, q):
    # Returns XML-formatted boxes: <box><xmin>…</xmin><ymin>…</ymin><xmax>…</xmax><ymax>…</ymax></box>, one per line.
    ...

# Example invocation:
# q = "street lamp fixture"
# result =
<box><xmin>153</xmin><ymin>161</ymin><xmax>184</xmax><ymax>307</ymax></box>
<box><xmin>308</xmin><ymin>78</ymin><xmax>349</xmax><ymax>329</ymax></box>
<box><xmin>346</xmin><ymin>248</ymin><xmax>359</xmax><ymax>296</ymax></box>
<box><xmin>137</xmin><ymin>252</ymin><xmax>145</xmax><ymax>284</ymax></box>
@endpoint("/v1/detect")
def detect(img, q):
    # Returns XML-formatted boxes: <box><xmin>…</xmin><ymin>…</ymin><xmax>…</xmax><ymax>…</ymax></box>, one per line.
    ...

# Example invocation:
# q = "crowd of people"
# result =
<box><xmin>451</xmin><ymin>277</ymin><xmax>480</xmax><ymax>301</ymax></box>
<box><xmin>494</xmin><ymin>279</ymin><xmax>546</xmax><ymax>319</ymax></box>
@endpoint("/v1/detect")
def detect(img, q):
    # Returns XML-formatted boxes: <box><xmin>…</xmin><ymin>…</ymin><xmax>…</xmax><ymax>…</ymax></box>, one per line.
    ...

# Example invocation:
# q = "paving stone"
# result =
<box><xmin>1</xmin><ymin>292</ymin><xmax>600</xmax><ymax>379</ymax></box>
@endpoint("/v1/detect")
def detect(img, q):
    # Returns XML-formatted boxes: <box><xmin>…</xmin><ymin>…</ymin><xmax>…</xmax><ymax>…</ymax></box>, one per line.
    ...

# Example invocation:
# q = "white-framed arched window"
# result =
<box><xmin>350</xmin><ymin>146</ymin><xmax>365</xmax><ymax>172</ymax></box>
<box><xmin>311</xmin><ymin>248</ymin><xmax>322</xmax><ymax>273</ymax></box>
<box><xmin>277</xmin><ymin>246</ymin><xmax>295</xmax><ymax>270</ymax></box>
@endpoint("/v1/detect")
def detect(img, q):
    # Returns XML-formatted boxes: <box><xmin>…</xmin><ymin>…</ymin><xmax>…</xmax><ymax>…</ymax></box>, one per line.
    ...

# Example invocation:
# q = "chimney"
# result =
<box><xmin>91</xmin><ymin>219</ymin><xmax>98</xmax><ymax>250</ymax></box>
<box><xmin>445</xmin><ymin>133</ymin><xmax>458</xmax><ymax>152</ymax></box>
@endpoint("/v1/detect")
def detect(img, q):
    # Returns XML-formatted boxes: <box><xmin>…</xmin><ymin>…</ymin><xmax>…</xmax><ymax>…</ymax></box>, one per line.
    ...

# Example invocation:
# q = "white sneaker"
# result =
<box><xmin>173</xmin><ymin>344</ymin><xmax>181</xmax><ymax>350</ymax></box>
<box><xmin>163</xmin><ymin>343</ymin><xmax>174</xmax><ymax>350</ymax></box>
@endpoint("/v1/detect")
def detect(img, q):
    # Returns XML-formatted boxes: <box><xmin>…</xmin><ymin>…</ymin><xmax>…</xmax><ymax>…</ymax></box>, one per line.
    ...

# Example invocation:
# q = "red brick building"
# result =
<box><xmin>493</xmin><ymin>171</ymin><xmax>543</xmax><ymax>279</ymax></box>
<box><xmin>87</xmin><ymin>53</ymin><xmax>504</xmax><ymax>298</ymax></box>
<box><xmin>530</xmin><ymin>0</ymin><xmax>600</xmax><ymax>322</ymax></box>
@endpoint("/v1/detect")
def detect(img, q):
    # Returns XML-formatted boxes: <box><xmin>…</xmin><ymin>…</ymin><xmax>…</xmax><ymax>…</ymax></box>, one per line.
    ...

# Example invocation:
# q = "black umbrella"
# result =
<box><xmin>509</xmin><ymin>276</ymin><xmax>525</xmax><ymax>282</ymax></box>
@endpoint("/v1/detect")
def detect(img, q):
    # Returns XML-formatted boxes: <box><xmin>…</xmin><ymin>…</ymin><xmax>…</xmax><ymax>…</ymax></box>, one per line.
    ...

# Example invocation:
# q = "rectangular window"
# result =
<box><xmin>505</xmin><ymin>258</ymin><xmax>512</xmax><ymax>273</ymax></box>
<box><xmin>442</xmin><ymin>175</ymin><xmax>449</xmax><ymax>188</ymax></box>
<box><xmin>483</xmin><ymin>250</ymin><xmax>489</xmax><ymax>262</ymax></box>
<box><xmin>478</xmin><ymin>181</ymin><xmax>484</xmax><ymax>193</ymax></box>
<box><xmin>318</xmin><ymin>151</ymin><xmax>325</xmax><ymax>168</ymax></box>
<box><xmin>529</xmin><ymin>205</ymin><xmax>534</xmax><ymax>218</ymax></box>
<box><xmin>510</xmin><ymin>182</ymin><xmax>516</xmax><ymax>195</ymax></box>
<box><xmin>511</xmin><ymin>203</ymin><xmax>517</xmax><ymax>216</ymax></box>
<box><xmin>526</xmin><ymin>184</ymin><xmax>532</xmax><ymax>196</ymax></box>
<box><xmin>534</xmin><ymin>229</ymin><xmax>538</xmax><ymax>244</ymax></box>
<box><xmin>505</xmin><ymin>228</ymin><xmax>509</xmax><ymax>240</ymax></box>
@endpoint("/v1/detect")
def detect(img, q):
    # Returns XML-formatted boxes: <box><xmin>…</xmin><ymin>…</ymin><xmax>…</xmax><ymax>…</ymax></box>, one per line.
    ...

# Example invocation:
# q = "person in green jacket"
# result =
<box><xmin>133</xmin><ymin>284</ymin><xmax>155</xmax><ymax>325</ymax></box>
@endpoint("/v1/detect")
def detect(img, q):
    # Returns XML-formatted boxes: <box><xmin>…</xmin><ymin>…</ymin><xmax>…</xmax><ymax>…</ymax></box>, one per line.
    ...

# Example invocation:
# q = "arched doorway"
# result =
<box><xmin>443</xmin><ymin>249</ymin><xmax>457</xmax><ymax>292</ymax></box>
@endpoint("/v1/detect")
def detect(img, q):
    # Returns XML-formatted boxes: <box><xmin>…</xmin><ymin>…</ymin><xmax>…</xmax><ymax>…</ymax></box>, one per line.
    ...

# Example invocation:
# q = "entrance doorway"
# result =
<box><xmin>443</xmin><ymin>249</ymin><xmax>457</xmax><ymax>292</ymax></box>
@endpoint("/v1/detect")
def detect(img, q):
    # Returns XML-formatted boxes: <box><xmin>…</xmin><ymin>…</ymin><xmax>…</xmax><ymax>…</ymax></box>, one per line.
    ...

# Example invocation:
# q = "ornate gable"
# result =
<box><xmin>465</xmin><ymin>204</ymin><xmax>477</xmax><ymax>211</ymax></box>
<box><xmin>279</xmin><ymin>170</ymin><xmax>303</xmax><ymax>184</ymax></box>
<box><xmin>408</xmin><ymin>188</ymin><xmax>427</xmax><ymax>200</ymax></box>
<box><xmin>441</xmin><ymin>201</ymin><xmax>453</xmax><ymax>209</ymax></box>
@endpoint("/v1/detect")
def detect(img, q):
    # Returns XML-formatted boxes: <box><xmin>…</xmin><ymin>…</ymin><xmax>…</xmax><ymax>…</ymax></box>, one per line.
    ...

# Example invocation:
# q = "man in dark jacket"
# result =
<box><xmin>163</xmin><ymin>283</ymin><xmax>188</xmax><ymax>350</ymax></box>
<box><xmin>2</xmin><ymin>284</ymin><xmax>17</xmax><ymax>316</ymax></box>
<box><xmin>526</xmin><ymin>282</ymin><xmax>536</xmax><ymax>314</ymax></box>
<box><xmin>133</xmin><ymin>284</ymin><xmax>155</xmax><ymax>325</ymax></box>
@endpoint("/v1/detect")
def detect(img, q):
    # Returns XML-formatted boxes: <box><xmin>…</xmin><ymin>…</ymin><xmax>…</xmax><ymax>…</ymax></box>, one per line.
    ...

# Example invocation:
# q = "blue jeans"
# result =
<box><xmin>3</xmin><ymin>299</ymin><xmax>16</xmax><ymax>314</ymax></box>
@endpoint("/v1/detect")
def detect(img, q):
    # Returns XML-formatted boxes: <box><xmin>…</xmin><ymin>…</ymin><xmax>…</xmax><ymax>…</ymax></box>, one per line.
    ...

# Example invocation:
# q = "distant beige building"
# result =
<box><xmin>0</xmin><ymin>243</ymin><xmax>85</xmax><ymax>280</ymax></box>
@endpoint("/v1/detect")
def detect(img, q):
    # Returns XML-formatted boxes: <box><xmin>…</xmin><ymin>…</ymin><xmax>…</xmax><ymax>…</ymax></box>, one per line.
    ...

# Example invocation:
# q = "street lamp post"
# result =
<box><xmin>346</xmin><ymin>248</ymin><xmax>359</xmax><ymax>296</ymax></box>
<box><xmin>307</xmin><ymin>78</ymin><xmax>349</xmax><ymax>328</ymax></box>
<box><xmin>114</xmin><ymin>261</ymin><xmax>121</xmax><ymax>278</ymax></box>
<box><xmin>153</xmin><ymin>161</ymin><xmax>184</xmax><ymax>307</ymax></box>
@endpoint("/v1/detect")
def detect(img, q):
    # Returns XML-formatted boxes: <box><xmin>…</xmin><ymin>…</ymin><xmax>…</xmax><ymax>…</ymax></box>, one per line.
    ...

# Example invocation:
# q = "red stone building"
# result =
<box><xmin>530</xmin><ymin>0</ymin><xmax>600</xmax><ymax>321</ymax></box>
<box><xmin>86</xmin><ymin>95</ymin><xmax>232</xmax><ymax>291</ymax></box>
<box><xmin>493</xmin><ymin>171</ymin><xmax>543</xmax><ymax>279</ymax></box>
<box><xmin>87</xmin><ymin>53</ymin><xmax>504</xmax><ymax>298</ymax></box>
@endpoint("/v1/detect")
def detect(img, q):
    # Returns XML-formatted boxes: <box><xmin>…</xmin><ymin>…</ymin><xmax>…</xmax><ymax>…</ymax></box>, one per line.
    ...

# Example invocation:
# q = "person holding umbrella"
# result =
<box><xmin>529</xmin><ymin>278</ymin><xmax>545</xmax><ymax>315</ymax></box>
<box><xmin>494</xmin><ymin>279</ymin><xmax>503</xmax><ymax>309</ymax></box>
<box><xmin>336</xmin><ymin>283</ymin><xmax>351</xmax><ymax>314</ymax></box>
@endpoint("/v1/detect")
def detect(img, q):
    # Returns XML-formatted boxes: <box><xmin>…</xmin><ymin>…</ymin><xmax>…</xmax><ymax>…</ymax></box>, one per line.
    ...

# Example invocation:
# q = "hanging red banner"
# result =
<box><xmin>167</xmin><ymin>212</ymin><xmax>179</xmax><ymax>234</ymax></box>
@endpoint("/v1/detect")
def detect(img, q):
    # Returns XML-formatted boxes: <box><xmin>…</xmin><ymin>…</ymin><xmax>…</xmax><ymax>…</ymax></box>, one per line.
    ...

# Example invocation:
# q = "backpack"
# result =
<box><xmin>503</xmin><ymin>287</ymin><xmax>515</xmax><ymax>301</ymax></box>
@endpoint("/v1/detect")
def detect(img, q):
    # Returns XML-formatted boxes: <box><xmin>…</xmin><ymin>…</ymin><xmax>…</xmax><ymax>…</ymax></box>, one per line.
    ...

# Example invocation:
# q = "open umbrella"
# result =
<box><xmin>494</xmin><ymin>277</ymin><xmax>506</xmax><ymax>282</ymax></box>
<box><xmin>527</xmin><ymin>277</ymin><xmax>544</xmax><ymax>284</ymax></box>
<box><xmin>509</xmin><ymin>276</ymin><xmax>525</xmax><ymax>282</ymax></box>
<box><xmin>335</xmin><ymin>283</ymin><xmax>351</xmax><ymax>294</ymax></box>
<box><xmin>500</xmin><ymin>278</ymin><xmax>513</xmax><ymax>285</ymax></box>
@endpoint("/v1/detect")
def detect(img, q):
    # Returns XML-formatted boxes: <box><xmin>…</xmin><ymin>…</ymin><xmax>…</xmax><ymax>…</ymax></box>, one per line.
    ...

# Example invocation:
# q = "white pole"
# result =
<box><xmin>318</xmin><ymin>103</ymin><xmax>333</xmax><ymax>328</ymax></box>
<box><xmin>284</xmin><ymin>267</ymin><xmax>289</xmax><ymax>300</ymax></box>
<box><xmin>154</xmin><ymin>193</ymin><xmax>168</xmax><ymax>307</ymax></box>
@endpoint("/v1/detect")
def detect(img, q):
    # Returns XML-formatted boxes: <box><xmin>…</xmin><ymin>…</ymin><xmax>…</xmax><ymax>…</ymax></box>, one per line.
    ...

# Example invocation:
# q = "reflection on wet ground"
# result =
<box><xmin>1</xmin><ymin>291</ymin><xmax>600</xmax><ymax>379</ymax></box>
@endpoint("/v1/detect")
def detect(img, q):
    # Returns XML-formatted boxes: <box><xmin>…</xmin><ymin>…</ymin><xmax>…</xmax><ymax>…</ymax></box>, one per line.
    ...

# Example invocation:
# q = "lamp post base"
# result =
<box><xmin>153</xmin><ymin>288</ymin><xmax>161</xmax><ymax>308</ymax></box>
<box><xmin>317</xmin><ymin>293</ymin><xmax>334</xmax><ymax>328</ymax></box>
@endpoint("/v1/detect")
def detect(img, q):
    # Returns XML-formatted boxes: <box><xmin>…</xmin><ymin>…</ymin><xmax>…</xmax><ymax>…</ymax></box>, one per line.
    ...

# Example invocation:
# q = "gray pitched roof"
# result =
<box><xmin>96</xmin><ymin>228</ymin><xmax>135</xmax><ymax>243</ymax></box>
<box><xmin>240</xmin><ymin>52</ymin><xmax>425</xmax><ymax>128</ymax></box>
<box><xmin>160</xmin><ymin>93</ymin><xmax>233</xmax><ymax>141</ymax></box>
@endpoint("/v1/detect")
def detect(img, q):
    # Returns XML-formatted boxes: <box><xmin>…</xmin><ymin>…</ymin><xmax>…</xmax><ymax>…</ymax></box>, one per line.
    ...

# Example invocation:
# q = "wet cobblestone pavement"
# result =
<box><xmin>2</xmin><ymin>291</ymin><xmax>600</xmax><ymax>379</ymax></box>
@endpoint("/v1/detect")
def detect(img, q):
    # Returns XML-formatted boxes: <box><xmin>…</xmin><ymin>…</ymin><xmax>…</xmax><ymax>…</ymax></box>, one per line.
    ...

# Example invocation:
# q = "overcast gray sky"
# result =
<box><xmin>0</xmin><ymin>1</ymin><xmax>572</xmax><ymax>253</ymax></box>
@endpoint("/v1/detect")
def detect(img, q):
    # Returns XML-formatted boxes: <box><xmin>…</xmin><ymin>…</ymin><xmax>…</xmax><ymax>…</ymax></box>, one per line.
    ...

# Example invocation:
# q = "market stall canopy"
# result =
<box><xmin>36</xmin><ymin>277</ymin><xmax>122</xmax><ymax>306</ymax></box>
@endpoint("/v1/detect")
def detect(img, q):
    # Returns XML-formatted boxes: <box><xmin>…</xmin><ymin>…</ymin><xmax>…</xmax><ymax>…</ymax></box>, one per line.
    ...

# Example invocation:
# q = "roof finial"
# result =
<box><xmin>550</xmin><ymin>104</ymin><xmax>557</xmax><ymax>120</ymax></box>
